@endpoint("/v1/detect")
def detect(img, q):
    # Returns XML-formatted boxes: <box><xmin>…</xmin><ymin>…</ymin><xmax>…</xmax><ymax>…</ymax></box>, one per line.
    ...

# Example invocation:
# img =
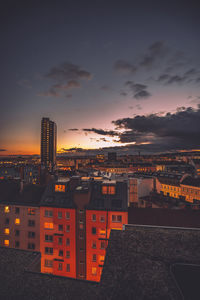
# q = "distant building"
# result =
<box><xmin>41</xmin><ymin>117</ymin><xmax>57</xmax><ymax>170</ymax></box>
<box><xmin>107</xmin><ymin>152</ymin><xmax>117</xmax><ymax>161</ymax></box>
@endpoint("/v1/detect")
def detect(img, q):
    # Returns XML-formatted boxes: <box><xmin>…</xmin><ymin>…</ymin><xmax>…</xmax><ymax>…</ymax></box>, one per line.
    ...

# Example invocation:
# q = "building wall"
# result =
<box><xmin>0</xmin><ymin>204</ymin><xmax>40</xmax><ymax>251</ymax></box>
<box><xmin>40</xmin><ymin>207</ymin><xmax>76</xmax><ymax>278</ymax></box>
<box><xmin>86</xmin><ymin>210</ymin><xmax>128</xmax><ymax>282</ymax></box>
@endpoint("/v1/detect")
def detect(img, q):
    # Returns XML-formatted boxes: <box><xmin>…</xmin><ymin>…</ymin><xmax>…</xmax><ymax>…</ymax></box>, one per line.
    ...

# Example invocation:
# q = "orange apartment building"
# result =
<box><xmin>40</xmin><ymin>177</ymin><xmax>128</xmax><ymax>282</ymax></box>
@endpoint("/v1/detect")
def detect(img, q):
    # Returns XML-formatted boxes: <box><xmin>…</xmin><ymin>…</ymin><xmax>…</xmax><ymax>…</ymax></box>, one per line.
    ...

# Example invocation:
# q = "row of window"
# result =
<box><xmin>44</xmin><ymin>210</ymin><xmax>70</xmax><ymax>219</ymax></box>
<box><xmin>3</xmin><ymin>228</ymin><xmax>36</xmax><ymax>238</ymax></box>
<box><xmin>3</xmin><ymin>206</ymin><xmax>36</xmax><ymax>215</ymax></box>
<box><xmin>4</xmin><ymin>239</ymin><xmax>35</xmax><ymax>249</ymax></box>
<box><xmin>4</xmin><ymin>218</ymin><xmax>35</xmax><ymax>226</ymax></box>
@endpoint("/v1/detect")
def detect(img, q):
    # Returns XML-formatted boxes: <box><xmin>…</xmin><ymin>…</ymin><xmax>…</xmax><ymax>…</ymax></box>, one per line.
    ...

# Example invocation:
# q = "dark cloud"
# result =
<box><xmin>53</xmin><ymin>80</ymin><xmax>81</xmax><ymax>90</ymax></box>
<box><xmin>83</xmin><ymin>128</ymin><xmax>118</xmax><ymax>137</ymax></box>
<box><xmin>125</xmin><ymin>81</ymin><xmax>151</xmax><ymax>99</ymax></box>
<box><xmin>66</xmin><ymin>94</ymin><xmax>72</xmax><ymax>98</ymax></box>
<box><xmin>17</xmin><ymin>79</ymin><xmax>32</xmax><ymax>88</ymax></box>
<box><xmin>111</xmin><ymin>106</ymin><xmax>200</xmax><ymax>151</ymax></box>
<box><xmin>139</xmin><ymin>41</ymin><xmax>168</xmax><ymax>68</ymax></box>
<box><xmin>68</xmin><ymin>128</ymin><xmax>79</xmax><ymax>131</ymax></box>
<box><xmin>46</xmin><ymin>62</ymin><xmax>92</xmax><ymax>82</ymax></box>
<box><xmin>100</xmin><ymin>85</ymin><xmax>112</xmax><ymax>91</ymax></box>
<box><xmin>120</xmin><ymin>91</ymin><xmax>128</xmax><ymax>96</ymax></box>
<box><xmin>113</xmin><ymin>60</ymin><xmax>137</xmax><ymax>74</ymax></box>
<box><xmin>39</xmin><ymin>62</ymin><xmax>92</xmax><ymax>98</ymax></box>
<box><xmin>38</xmin><ymin>88</ymin><xmax>61</xmax><ymax>98</ymax></box>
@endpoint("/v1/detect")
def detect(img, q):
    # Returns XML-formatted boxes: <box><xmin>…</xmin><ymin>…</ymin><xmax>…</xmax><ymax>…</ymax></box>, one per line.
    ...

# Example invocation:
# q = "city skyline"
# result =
<box><xmin>1</xmin><ymin>1</ymin><xmax>200</xmax><ymax>155</ymax></box>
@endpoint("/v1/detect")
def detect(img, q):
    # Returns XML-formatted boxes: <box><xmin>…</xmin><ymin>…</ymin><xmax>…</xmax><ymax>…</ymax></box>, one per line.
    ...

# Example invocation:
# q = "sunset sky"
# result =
<box><xmin>1</xmin><ymin>0</ymin><xmax>200</xmax><ymax>155</ymax></box>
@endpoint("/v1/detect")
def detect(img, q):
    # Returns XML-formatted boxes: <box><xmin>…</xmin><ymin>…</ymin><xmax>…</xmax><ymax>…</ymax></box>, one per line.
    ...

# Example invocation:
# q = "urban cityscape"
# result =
<box><xmin>1</xmin><ymin>1</ymin><xmax>200</xmax><ymax>299</ymax></box>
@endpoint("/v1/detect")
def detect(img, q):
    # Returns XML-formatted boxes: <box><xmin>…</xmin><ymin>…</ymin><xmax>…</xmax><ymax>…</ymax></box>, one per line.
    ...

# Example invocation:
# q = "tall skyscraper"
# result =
<box><xmin>41</xmin><ymin>118</ymin><xmax>57</xmax><ymax>170</ymax></box>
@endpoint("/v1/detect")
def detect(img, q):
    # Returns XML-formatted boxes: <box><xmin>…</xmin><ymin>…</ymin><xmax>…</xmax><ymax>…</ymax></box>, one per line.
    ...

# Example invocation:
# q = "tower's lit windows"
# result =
<box><xmin>15</xmin><ymin>218</ymin><xmax>20</xmax><ymax>225</ymax></box>
<box><xmin>4</xmin><ymin>206</ymin><xmax>10</xmax><ymax>213</ymax></box>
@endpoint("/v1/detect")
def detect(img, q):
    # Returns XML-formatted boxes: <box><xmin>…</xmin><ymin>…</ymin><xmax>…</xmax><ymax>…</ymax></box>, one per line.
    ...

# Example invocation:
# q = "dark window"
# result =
<box><xmin>44</xmin><ymin>210</ymin><xmax>53</xmax><ymax>217</ymax></box>
<box><xmin>66</xmin><ymin>238</ymin><xmax>70</xmax><ymax>246</ymax></box>
<box><xmin>92</xmin><ymin>241</ymin><xmax>96</xmax><ymax>249</ymax></box>
<box><xmin>66</xmin><ymin>225</ymin><xmax>70</xmax><ymax>232</ymax></box>
<box><xmin>5</xmin><ymin>218</ymin><xmax>9</xmax><ymax>225</ymax></box>
<box><xmin>66</xmin><ymin>212</ymin><xmax>70</xmax><ymax>219</ymax></box>
<box><xmin>112</xmin><ymin>215</ymin><xmax>122</xmax><ymax>222</ymax></box>
<box><xmin>79</xmin><ymin>209</ymin><xmax>84</xmax><ymax>213</ymax></box>
<box><xmin>58</xmin><ymin>237</ymin><xmax>62</xmax><ymax>245</ymax></box>
<box><xmin>45</xmin><ymin>247</ymin><xmax>53</xmax><ymax>255</ymax></box>
<box><xmin>59</xmin><ymin>250</ymin><xmax>63</xmax><ymax>257</ymax></box>
<box><xmin>44</xmin><ymin>259</ymin><xmax>53</xmax><ymax>268</ymax></box>
<box><xmin>92</xmin><ymin>254</ymin><xmax>97</xmax><ymax>262</ymax></box>
<box><xmin>28</xmin><ymin>220</ymin><xmax>35</xmax><ymax>227</ymax></box>
<box><xmin>66</xmin><ymin>264</ymin><xmax>70</xmax><ymax>272</ymax></box>
<box><xmin>15</xmin><ymin>230</ymin><xmax>20</xmax><ymax>236</ymax></box>
<box><xmin>100</xmin><ymin>241</ymin><xmax>105</xmax><ymax>249</ymax></box>
<box><xmin>15</xmin><ymin>241</ymin><xmax>20</xmax><ymax>248</ymax></box>
<box><xmin>15</xmin><ymin>207</ymin><xmax>20</xmax><ymax>214</ymax></box>
<box><xmin>100</xmin><ymin>215</ymin><xmax>105</xmax><ymax>222</ymax></box>
<box><xmin>58</xmin><ymin>263</ymin><xmax>63</xmax><ymax>270</ymax></box>
<box><xmin>58</xmin><ymin>224</ymin><xmax>63</xmax><ymax>231</ymax></box>
<box><xmin>58</xmin><ymin>211</ymin><xmax>62</xmax><ymax>219</ymax></box>
<box><xmin>28</xmin><ymin>231</ymin><xmax>35</xmax><ymax>238</ymax></box>
<box><xmin>92</xmin><ymin>227</ymin><xmax>96</xmax><ymax>235</ymax></box>
<box><xmin>66</xmin><ymin>251</ymin><xmax>70</xmax><ymax>258</ymax></box>
<box><xmin>92</xmin><ymin>214</ymin><xmax>96</xmax><ymax>221</ymax></box>
<box><xmin>28</xmin><ymin>243</ymin><xmax>35</xmax><ymax>250</ymax></box>
<box><xmin>45</xmin><ymin>234</ymin><xmax>53</xmax><ymax>242</ymax></box>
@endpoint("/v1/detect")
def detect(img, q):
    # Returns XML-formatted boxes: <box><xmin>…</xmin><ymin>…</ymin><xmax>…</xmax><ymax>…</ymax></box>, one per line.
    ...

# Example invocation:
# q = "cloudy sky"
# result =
<box><xmin>0</xmin><ymin>0</ymin><xmax>200</xmax><ymax>155</ymax></box>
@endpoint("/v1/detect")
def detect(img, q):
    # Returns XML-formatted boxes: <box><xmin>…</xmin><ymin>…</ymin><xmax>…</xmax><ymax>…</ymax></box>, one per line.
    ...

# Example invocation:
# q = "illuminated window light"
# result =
<box><xmin>4</xmin><ymin>228</ymin><xmax>10</xmax><ymax>235</ymax></box>
<box><xmin>92</xmin><ymin>267</ymin><xmax>97</xmax><ymax>275</ymax></box>
<box><xmin>4</xmin><ymin>206</ymin><xmax>10</xmax><ymax>213</ymax></box>
<box><xmin>4</xmin><ymin>239</ymin><xmax>9</xmax><ymax>246</ymax></box>
<box><xmin>15</xmin><ymin>218</ymin><xmax>20</xmax><ymax>225</ymax></box>
<box><xmin>44</xmin><ymin>222</ymin><xmax>54</xmax><ymax>229</ymax></box>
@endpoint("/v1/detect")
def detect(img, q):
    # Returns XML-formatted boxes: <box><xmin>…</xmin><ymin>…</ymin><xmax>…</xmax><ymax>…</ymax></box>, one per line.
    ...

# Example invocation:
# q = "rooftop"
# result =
<box><xmin>100</xmin><ymin>225</ymin><xmax>200</xmax><ymax>300</ymax></box>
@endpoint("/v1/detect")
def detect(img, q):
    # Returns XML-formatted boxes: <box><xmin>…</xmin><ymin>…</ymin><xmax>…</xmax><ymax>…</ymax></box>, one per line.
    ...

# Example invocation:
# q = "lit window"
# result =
<box><xmin>15</xmin><ymin>218</ymin><xmax>20</xmax><ymax>225</ymax></box>
<box><xmin>44</xmin><ymin>222</ymin><xmax>54</xmax><ymax>229</ymax></box>
<box><xmin>102</xmin><ymin>185</ymin><xmax>115</xmax><ymax>195</ymax></box>
<box><xmin>4</xmin><ymin>228</ymin><xmax>10</xmax><ymax>235</ymax></box>
<box><xmin>92</xmin><ymin>267</ymin><xmax>97</xmax><ymax>275</ymax></box>
<box><xmin>4</xmin><ymin>206</ymin><xmax>10</xmax><ymax>213</ymax></box>
<box><xmin>55</xmin><ymin>185</ymin><xmax>65</xmax><ymax>192</ymax></box>
<box><xmin>99</xmin><ymin>256</ymin><xmax>105</xmax><ymax>263</ymax></box>
<box><xmin>99</xmin><ymin>228</ymin><xmax>106</xmax><ymax>235</ymax></box>
<box><xmin>4</xmin><ymin>239</ymin><xmax>9</xmax><ymax>246</ymax></box>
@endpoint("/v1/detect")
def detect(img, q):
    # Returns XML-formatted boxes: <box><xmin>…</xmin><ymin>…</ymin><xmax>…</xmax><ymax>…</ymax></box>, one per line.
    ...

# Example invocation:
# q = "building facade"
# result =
<box><xmin>41</xmin><ymin>117</ymin><xmax>57</xmax><ymax>170</ymax></box>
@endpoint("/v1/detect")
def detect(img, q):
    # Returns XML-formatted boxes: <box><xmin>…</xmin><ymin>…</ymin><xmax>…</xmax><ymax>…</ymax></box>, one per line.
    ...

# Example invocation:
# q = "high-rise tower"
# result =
<box><xmin>41</xmin><ymin>117</ymin><xmax>57</xmax><ymax>170</ymax></box>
